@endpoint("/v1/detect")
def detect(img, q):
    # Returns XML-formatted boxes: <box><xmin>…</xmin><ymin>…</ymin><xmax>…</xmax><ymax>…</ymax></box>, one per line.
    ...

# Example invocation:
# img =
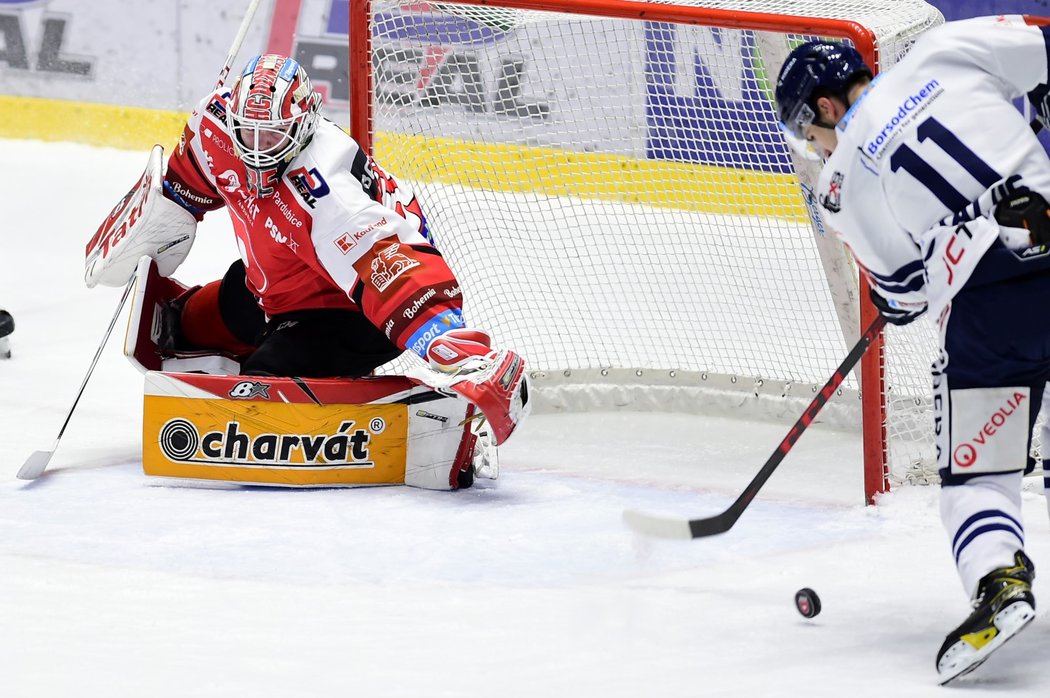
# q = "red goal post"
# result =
<box><xmin>346</xmin><ymin>0</ymin><xmax>945</xmax><ymax>503</ymax></box>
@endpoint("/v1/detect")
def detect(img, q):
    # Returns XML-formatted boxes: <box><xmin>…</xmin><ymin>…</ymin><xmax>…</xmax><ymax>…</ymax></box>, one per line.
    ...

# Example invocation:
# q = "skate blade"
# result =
<box><xmin>938</xmin><ymin>601</ymin><xmax>1036</xmax><ymax>685</ymax></box>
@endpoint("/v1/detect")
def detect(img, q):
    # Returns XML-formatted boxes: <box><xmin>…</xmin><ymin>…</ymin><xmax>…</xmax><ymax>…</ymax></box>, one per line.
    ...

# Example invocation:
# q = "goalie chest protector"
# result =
<box><xmin>142</xmin><ymin>371</ymin><xmax>476</xmax><ymax>489</ymax></box>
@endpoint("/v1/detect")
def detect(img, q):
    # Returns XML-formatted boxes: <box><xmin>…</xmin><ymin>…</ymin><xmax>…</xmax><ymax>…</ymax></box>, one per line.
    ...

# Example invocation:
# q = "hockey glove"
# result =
<box><xmin>417</xmin><ymin>328</ymin><xmax>532</xmax><ymax>445</ymax></box>
<box><xmin>869</xmin><ymin>287</ymin><xmax>926</xmax><ymax>326</ymax></box>
<box><xmin>993</xmin><ymin>187</ymin><xmax>1050</xmax><ymax>247</ymax></box>
<box><xmin>1029</xmin><ymin>85</ymin><xmax>1050</xmax><ymax>131</ymax></box>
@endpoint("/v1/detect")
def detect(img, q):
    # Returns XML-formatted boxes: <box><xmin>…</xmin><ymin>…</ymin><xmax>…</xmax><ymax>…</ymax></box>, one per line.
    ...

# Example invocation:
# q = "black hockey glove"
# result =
<box><xmin>869</xmin><ymin>288</ymin><xmax>926</xmax><ymax>326</ymax></box>
<box><xmin>1029</xmin><ymin>86</ymin><xmax>1050</xmax><ymax>130</ymax></box>
<box><xmin>994</xmin><ymin>187</ymin><xmax>1050</xmax><ymax>246</ymax></box>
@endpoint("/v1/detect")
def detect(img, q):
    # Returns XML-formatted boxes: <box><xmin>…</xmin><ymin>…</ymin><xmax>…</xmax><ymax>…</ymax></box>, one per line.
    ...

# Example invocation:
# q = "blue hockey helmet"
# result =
<box><xmin>775</xmin><ymin>41</ymin><xmax>871</xmax><ymax>139</ymax></box>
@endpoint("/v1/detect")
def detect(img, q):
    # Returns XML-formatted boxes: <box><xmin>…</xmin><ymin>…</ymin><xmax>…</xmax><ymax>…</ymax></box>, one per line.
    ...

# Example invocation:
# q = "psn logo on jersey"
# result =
<box><xmin>288</xmin><ymin>166</ymin><xmax>330</xmax><ymax>208</ymax></box>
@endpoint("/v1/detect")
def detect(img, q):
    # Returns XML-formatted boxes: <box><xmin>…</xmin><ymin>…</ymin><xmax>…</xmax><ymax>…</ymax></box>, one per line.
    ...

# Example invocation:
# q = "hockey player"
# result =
<box><xmin>776</xmin><ymin>15</ymin><xmax>1050</xmax><ymax>684</ymax></box>
<box><xmin>85</xmin><ymin>54</ymin><xmax>530</xmax><ymax>448</ymax></box>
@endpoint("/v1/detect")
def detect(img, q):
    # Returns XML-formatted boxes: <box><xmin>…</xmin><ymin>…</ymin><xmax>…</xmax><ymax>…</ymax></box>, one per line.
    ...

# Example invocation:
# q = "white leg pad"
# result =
<box><xmin>405</xmin><ymin>395</ymin><xmax>477</xmax><ymax>490</ymax></box>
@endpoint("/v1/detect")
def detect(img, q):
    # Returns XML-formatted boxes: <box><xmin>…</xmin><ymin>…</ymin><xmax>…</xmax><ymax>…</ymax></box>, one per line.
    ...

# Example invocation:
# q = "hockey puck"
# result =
<box><xmin>795</xmin><ymin>588</ymin><xmax>821</xmax><ymax>618</ymax></box>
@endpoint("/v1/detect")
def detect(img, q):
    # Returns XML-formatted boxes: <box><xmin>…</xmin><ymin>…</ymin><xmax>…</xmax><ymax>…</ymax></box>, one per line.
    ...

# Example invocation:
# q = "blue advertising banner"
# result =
<box><xmin>928</xmin><ymin>1</ymin><xmax>1050</xmax><ymax>21</ymax></box>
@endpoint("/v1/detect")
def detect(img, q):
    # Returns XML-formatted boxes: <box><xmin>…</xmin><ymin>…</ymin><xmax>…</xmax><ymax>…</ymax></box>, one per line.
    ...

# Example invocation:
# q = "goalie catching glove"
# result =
<box><xmin>416</xmin><ymin>328</ymin><xmax>531</xmax><ymax>446</ymax></box>
<box><xmin>85</xmin><ymin>145</ymin><xmax>197</xmax><ymax>288</ymax></box>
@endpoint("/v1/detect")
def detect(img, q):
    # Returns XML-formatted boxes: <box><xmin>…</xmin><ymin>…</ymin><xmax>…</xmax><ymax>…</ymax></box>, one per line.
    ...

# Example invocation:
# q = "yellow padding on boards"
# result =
<box><xmin>0</xmin><ymin>95</ymin><xmax>185</xmax><ymax>150</ymax></box>
<box><xmin>143</xmin><ymin>395</ymin><xmax>409</xmax><ymax>486</ymax></box>
<box><xmin>376</xmin><ymin>132</ymin><xmax>808</xmax><ymax>220</ymax></box>
<box><xmin>0</xmin><ymin>95</ymin><xmax>807</xmax><ymax>219</ymax></box>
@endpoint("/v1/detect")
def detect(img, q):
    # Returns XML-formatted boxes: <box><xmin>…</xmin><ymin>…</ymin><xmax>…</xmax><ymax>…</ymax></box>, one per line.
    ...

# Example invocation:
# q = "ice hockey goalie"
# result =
<box><xmin>85</xmin><ymin>54</ymin><xmax>530</xmax><ymax>490</ymax></box>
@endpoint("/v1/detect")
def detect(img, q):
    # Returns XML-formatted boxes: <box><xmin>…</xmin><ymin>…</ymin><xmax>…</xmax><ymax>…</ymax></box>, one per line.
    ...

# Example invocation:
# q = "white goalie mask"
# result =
<box><xmin>226</xmin><ymin>54</ymin><xmax>322</xmax><ymax>191</ymax></box>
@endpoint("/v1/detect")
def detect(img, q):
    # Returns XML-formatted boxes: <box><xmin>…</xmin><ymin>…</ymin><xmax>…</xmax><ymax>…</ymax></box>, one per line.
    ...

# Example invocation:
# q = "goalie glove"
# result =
<box><xmin>416</xmin><ymin>328</ymin><xmax>531</xmax><ymax>445</ymax></box>
<box><xmin>85</xmin><ymin>145</ymin><xmax>197</xmax><ymax>288</ymax></box>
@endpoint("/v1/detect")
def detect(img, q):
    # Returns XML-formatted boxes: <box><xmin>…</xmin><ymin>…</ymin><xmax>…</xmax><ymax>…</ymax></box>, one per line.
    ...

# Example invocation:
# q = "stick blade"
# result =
<box><xmin>622</xmin><ymin>509</ymin><xmax>695</xmax><ymax>540</ymax></box>
<box><xmin>17</xmin><ymin>450</ymin><xmax>54</xmax><ymax>480</ymax></box>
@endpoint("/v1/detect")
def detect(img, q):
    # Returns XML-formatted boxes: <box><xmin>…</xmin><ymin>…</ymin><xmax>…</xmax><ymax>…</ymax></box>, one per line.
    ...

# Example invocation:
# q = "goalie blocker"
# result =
<box><xmin>127</xmin><ymin>257</ymin><xmax>492</xmax><ymax>490</ymax></box>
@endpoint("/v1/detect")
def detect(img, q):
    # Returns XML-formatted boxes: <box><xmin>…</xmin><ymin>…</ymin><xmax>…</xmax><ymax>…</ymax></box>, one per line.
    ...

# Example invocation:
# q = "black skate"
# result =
<box><xmin>936</xmin><ymin>550</ymin><xmax>1036</xmax><ymax>684</ymax></box>
<box><xmin>157</xmin><ymin>286</ymin><xmax>202</xmax><ymax>355</ymax></box>
<box><xmin>0</xmin><ymin>309</ymin><xmax>13</xmax><ymax>359</ymax></box>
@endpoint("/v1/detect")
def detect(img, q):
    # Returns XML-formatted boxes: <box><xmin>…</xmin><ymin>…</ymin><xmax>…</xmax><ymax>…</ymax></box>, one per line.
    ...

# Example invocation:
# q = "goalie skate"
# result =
<box><xmin>124</xmin><ymin>257</ymin><xmax>240</xmax><ymax>375</ymax></box>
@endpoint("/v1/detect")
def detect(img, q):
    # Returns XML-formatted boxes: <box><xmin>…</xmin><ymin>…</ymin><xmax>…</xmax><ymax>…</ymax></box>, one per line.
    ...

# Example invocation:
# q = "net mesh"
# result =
<box><xmin>363</xmin><ymin>0</ymin><xmax>945</xmax><ymax>488</ymax></box>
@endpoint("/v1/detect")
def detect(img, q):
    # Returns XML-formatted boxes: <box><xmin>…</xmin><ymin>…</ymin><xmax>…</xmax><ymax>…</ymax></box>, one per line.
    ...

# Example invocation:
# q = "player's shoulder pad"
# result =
<box><xmin>186</xmin><ymin>89</ymin><xmax>231</xmax><ymax>130</ymax></box>
<box><xmin>288</xmin><ymin>121</ymin><xmax>378</xmax><ymax>212</ymax></box>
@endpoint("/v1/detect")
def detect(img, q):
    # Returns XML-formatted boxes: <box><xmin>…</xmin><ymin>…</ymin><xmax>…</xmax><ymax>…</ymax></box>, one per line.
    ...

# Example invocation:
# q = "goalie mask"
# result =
<box><xmin>226</xmin><ymin>54</ymin><xmax>322</xmax><ymax>195</ymax></box>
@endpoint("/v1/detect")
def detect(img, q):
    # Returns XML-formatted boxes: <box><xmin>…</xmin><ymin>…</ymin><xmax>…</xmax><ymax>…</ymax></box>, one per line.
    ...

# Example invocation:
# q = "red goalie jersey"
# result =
<box><xmin>164</xmin><ymin>88</ymin><xmax>462</xmax><ymax>355</ymax></box>
<box><xmin>87</xmin><ymin>54</ymin><xmax>529</xmax><ymax>446</ymax></box>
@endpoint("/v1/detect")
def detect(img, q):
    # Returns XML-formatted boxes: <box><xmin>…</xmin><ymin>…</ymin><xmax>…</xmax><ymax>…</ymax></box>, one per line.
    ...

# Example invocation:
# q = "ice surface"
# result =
<box><xmin>0</xmin><ymin>139</ymin><xmax>1048</xmax><ymax>697</ymax></box>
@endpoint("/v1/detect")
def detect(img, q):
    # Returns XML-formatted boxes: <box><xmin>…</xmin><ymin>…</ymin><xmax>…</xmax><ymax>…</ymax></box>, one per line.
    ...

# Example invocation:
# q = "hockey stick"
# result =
<box><xmin>16</xmin><ymin>1</ymin><xmax>263</xmax><ymax>481</ymax></box>
<box><xmin>623</xmin><ymin>313</ymin><xmax>887</xmax><ymax>539</ymax></box>
<box><xmin>215</xmin><ymin>0</ymin><xmax>263</xmax><ymax>91</ymax></box>
<box><xmin>17</xmin><ymin>279</ymin><xmax>136</xmax><ymax>480</ymax></box>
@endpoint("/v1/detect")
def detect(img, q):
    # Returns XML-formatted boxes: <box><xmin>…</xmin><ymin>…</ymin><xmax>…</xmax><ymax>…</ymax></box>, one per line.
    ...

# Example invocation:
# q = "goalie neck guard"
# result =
<box><xmin>226</xmin><ymin>54</ymin><xmax>322</xmax><ymax>193</ymax></box>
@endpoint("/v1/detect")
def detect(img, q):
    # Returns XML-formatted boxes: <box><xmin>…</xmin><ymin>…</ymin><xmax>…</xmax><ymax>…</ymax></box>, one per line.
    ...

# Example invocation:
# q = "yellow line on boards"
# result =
<box><xmin>0</xmin><ymin>96</ymin><xmax>806</xmax><ymax>220</ymax></box>
<box><xmin>375</xmin><ymin>132</ymin><xmax>806</xmax><ymax>219</ymax></box>
<box><xmin>0</xmin><ymin>95</ymin><xmax>185</xmax><ymax>150</ymax></box>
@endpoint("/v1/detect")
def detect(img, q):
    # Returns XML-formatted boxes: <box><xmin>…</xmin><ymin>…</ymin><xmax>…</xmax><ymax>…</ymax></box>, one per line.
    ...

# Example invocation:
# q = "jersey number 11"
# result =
<box><xmin>889</xmin><ymin>116</ymin><xmax>1001</xmax><ymax>212</ymax></box>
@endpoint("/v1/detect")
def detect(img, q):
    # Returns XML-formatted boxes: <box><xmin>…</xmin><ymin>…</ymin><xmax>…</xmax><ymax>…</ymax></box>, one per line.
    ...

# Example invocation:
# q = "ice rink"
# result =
<box><xmin>1</xmin><ymin>138</ymin><xmax>1049</xmax><ymax>696</ymax></box>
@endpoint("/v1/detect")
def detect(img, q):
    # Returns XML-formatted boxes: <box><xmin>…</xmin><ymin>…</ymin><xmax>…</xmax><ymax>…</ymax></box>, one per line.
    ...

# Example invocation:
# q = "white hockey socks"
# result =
<box><xmin>940</xmin><ymin>472</ymin><xmax>1026</xmax><ymax>598</ymax></box>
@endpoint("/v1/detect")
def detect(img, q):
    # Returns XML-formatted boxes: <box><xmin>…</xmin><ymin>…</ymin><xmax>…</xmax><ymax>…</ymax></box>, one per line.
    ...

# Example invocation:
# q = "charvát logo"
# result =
<box><xmin>158</xmin><ymin>418</ymin><xmax>379</xmax><ymax>468</ymax></box>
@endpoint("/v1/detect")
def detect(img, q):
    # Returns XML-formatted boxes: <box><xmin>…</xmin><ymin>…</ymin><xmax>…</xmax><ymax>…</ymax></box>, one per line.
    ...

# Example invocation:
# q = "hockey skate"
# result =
<box><xmin>421</xmin><ymin>329</ymin><xmax>531</xmax><ymax>445</ymax></box>
<box><xmin>936</xmin><ymin>550</ymin><xmax>1036</xmax><ymax>684</ymax></box>
<box><xmin>0</xmin><ymin>309</ymin><xmax>12</xmax><ymax>359</ymax></box>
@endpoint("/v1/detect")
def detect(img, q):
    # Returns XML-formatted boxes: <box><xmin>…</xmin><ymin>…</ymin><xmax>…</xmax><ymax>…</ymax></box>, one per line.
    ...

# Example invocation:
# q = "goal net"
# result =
<box><xmin>347</xmin><ymin>0</ymin><xmax>946</xmax><ymax>502</ymax></box>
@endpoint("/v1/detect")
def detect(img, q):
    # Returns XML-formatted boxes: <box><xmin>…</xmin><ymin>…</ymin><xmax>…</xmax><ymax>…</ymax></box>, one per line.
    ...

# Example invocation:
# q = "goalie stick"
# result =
<box><xmin>16</xmin><ymin>0</ymin><xmax>263</xmax><ymax>481</ymax></box>
<box><xmin>17</xmin><ymin>280</ymin><xmax>136</xmax><ymax>480</ymax></box>
<box><xmin>623</xmin><ymin>313</ymin><xmax>887</xmax><ymax>540</ymax></box>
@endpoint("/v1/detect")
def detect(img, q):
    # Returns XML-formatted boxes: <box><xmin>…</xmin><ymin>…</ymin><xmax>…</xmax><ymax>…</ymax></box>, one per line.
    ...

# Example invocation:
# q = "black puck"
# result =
<box><xmin>795</xmin><ymin>588</ymin><xmax>821</xmax><ymax>618</ymax></box>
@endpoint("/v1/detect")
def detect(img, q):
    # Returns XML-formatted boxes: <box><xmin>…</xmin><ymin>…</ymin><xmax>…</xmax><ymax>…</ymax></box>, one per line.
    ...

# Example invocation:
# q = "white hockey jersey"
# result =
<box><xmin>817</xmin><ymin>15</ymin><xmax>1050</xmax><ymax>322</ymax></box>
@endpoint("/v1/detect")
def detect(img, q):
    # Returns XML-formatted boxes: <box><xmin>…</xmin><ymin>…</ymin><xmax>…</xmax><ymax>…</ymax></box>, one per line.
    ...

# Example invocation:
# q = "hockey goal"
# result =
<box><xmin>347</xmin><ymin>0</ymin><xmax>945</xmax><ymax>503</ymax></box>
